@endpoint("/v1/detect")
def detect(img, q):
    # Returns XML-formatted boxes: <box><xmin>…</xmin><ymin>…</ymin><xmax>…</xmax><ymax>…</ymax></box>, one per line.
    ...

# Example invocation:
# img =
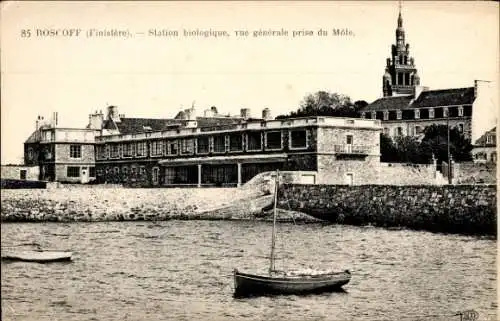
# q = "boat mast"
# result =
<box><xmin>269</xmin><ymin>170</ymin><xmax>279</xmax><ymax>275</ymax></box>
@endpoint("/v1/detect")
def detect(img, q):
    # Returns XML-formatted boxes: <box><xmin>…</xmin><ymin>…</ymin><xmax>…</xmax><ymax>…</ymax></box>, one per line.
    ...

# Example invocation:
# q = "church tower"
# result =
<box><xmin>382</xmin><ymin>3</ymin><xmax>420</xmax><ymax>97</ymax></box>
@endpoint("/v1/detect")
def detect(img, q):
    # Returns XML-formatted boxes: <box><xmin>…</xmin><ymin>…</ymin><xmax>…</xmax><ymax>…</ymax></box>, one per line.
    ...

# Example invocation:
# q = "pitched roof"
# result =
<box><xmin>361</xmin><ymin>95</ymin><xmax>413</xmax><ymax>112</ymax></box>
<box><xmin>474</xmin><ymin>127</ymin><xmax>496</xmax><ymax>146</ymax></box>
<box><xmin>104</xmin><ymin>118</ymin><xmax>186</xmax><ymax>135</ymax></box>
<box><xmin>410</xmin><ymin>87</ymin><xmax>475</xmax><ymax>108</ymax></box>
<box><xmin>24</xmin><ymin>130</ymin><xmax>39</xmax><ymax>144</ymax></box>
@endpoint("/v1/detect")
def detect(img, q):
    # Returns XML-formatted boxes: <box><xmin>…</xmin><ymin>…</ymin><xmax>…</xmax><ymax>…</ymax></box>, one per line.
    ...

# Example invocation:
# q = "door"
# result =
<box><xmin>345</xmin><ymin>173</ymin><xmax>354</xmax><ymax>186</ymax></box>
<box><xmin>346</xmin><ymin>135</ymin><xmax>353</xmax><ymax>153</ymax></box>
<box><xmin>81</xmin><ymin>166</ymin><xmax>89</xmax><ymax>184</ymax></box>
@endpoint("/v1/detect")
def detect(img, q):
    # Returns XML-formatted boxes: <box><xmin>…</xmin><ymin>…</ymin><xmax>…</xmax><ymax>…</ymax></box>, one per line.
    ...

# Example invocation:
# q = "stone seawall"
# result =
<box><xmin>278</xmin><ymin>184</ymin><xmax>497</xmax><ymax>236</ymax></box>
<box><xmin>0</xmin><ymin>186</ymin><xmax>314</xmax><ymax>223</ymax></box>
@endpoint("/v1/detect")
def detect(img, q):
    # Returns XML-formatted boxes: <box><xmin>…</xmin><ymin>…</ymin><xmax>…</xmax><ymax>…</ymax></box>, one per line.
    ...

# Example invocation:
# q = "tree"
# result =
<box><xmin>380</xmin><ymin>133</ymin><xmax>399</xmax><ymax>162</ymax></box>
<box><xmin>275</xmin><ymin>91</ymin><xmax>364</xmax><ymax>119</ymax></box>
<box><xmin>420</xmin><ymin>125</ymin><xmax>473</xmax><ymax>163</ymax></box>
<box><xmin>394</xmin><ymin>135</ymin><xmax>430</xmax><ymax>164</ymax></box>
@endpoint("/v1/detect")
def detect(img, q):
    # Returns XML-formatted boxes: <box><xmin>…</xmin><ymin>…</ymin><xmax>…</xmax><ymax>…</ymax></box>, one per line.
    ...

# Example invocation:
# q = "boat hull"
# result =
<box><xmin>233</xmin><ymin>269</ymin><xmax>350</xmax><ymax>297</ymax></box>
<box><xmin>1</xmin><ymin>251</ymin><xmax>72</xmax><ymax>263</ymax></box>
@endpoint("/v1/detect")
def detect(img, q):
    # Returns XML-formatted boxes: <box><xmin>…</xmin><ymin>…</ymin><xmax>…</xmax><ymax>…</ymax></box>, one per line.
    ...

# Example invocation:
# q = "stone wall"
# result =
<box><xmin>278</xmin><ymin>184</ymin><xmax>496</xmax><ymax>236</ymax></box>
<box><xmin>453</xmin><ymin>162</ymin><xmax>496</xmax><ymax>185</ymax></box>
<box><xmin>0</xmin><ymin>185</ymin><xmax>272</xmax><ymax>222</ymax></box>
<box><xmin>1</xmin><ymin>165</ymin><xmax>39</xmax><ymax>181</ymax></box>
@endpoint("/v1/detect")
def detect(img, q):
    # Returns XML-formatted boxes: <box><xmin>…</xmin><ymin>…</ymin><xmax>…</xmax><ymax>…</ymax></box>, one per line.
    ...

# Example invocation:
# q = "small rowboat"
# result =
<box><xmin>1</xmin><ymin>251</ymin><xmax>72</xmax><ymax>263</ymax></box>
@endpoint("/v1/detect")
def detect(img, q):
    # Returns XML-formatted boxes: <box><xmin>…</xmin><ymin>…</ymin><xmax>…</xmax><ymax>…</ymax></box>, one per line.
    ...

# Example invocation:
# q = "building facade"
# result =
<box><xmin>472</xmin><ymin>127</ymin><xmax>496</xmax><ymax>163</ymax></box>
<box><xmin>361</xmin><ymin>8</ymin><xmax>476</xmax><ymax>141</ymax></box>
<box><xmin>91</xmin><ymin>106</ymin><xmax>382</xmax><ymax>187</ymax></box>
<box><xmin>24</xmin><ymin>115</ymin><xmax>99</xmax><ymax>183</ymax></box>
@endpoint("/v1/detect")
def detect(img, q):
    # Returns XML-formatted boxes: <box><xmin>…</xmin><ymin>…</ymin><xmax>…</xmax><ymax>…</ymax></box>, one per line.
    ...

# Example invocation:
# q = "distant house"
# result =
<box><xmin>472</xmin><ymin>127</ymin><xmax>496</xmax><ymax>163</ymax></box>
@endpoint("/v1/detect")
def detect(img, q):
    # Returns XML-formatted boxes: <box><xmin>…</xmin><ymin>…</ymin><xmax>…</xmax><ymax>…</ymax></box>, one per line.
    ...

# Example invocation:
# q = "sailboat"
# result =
<box><xmin>233</xmin><ymin>170</ymin><xmax>351</xmax><ymax>297</ymax></box>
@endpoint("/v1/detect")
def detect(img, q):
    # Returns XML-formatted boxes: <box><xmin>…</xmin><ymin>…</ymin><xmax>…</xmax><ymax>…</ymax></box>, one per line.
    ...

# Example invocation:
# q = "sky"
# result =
<box><xmin>1</xmin><ymin>1</ymin><xmax>498</xmax><ymax>164</ymax></box>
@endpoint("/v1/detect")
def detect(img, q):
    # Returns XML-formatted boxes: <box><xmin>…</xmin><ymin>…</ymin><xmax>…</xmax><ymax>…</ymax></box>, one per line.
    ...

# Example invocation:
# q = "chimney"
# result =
<box><xmin>185</xmin><ymin>108</ymin><xmax>192</xmax><ymax>120</ymax></box>
<box><xmin>262</xmin><ymin>108</ymin><xmax>272</xmax><ymax>120</ymax></box>
<box><xmin>240</xmin><ymin>108</ymin><xmax>251</xmax><ymax>119</ymax></box>
<box><xmin>107</xmin><ymin>105</ymin><xmax>121</xmax><ymax>122</ymax></box>
<box><xmin>88</xmin><ymin>111</ymin><xmax>104</xmax><ymax>130</ymax></box>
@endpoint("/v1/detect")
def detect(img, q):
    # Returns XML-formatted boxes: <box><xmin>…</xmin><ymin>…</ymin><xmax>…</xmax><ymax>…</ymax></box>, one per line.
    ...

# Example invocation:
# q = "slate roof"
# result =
<box><xmin>361</xmin><ymin>95</ymin><xmax>413</xmax><ymax>112</ymax></box>
<box><xmin>474</xmin><ymin>127</ymin><xmax>496</xmax><ymax>146</ymax></box>
<box><xmin>410</xmin><ymin>87</ymin><xmax>475</xmax><ymax>108</ymax></box>
<box><xmin>24</xmin><ymin>130</ymin><xmax>39</xmax><ymax>144</ymax></box>
<box><xmin>362</xmin><ymin>87</ymin><xmax>476</xmax><ymax>112</ymax></box>
<box><xmin>103</xmin><ymin>118</ymin><xmax>186</xmax><ymax>135</ymax></box>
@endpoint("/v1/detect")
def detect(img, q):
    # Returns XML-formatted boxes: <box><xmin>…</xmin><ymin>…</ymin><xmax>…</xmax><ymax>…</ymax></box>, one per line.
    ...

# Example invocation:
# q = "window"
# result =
<box><xmin>96</xmin><ymin>145</ymin><xmax>107</xmax><ymax>159</ymax></box>
<box><xmin>486</xmin><ymin>135</ymin><xmax>493</xmax><ymax>144</ymax></box>
<box><xmin>247</xmin><ymin>132</ymin><xmax>262</xmax><ymax>151</ymax></box>
<box><xmin>415</xmin><ymin>126</ymin><xmax>423</xmax><ymax>135</ymax></box>
<box><xmin>122</xmin><ymin>143</ymin><xmax>134</xmax><ymax>157</ymax></box>
<box><xmin>290</xmin><ymin>130</ymin><xmax>307</xmax><ymax>149</ymax></box>
<box><xmin>361</xmin><ymin>112</ymin><xmax>366</xmax><ymax>119</ymax></box>
<box><xmin>396</xmin><ymin>110</ymin><xmax>402</xmax><ymax>120</ymax></box>
<box><xmin>371</xmin><ymin>112</ymin><xmax>376</xmax><ymax>119</ymax></box>
<box><xmin>181</xmin><ymin>138</ymin><xmax>195</xmax><ymax>155</ymax></box>
<box><xmin>396</xmin><ymin>127</ymin><xmax>403</xmax><ymax>136</ymax></box>
<box><xmin>443</xmin><ymin>107</ymin><xmax>449</xmax><ymax>118</ymax></box>
<box><xmin>213</xmin><ymin>135</ymin><xmax>226</xmax><ymax>153</ymax></box>
<box><xmin>414</xmin><ymin>109</ymin><xmax>420</xmax><ymax>119</ymax></box>
<box><xmin>27</xmin><ymin>148</ymin><xmax>33</xmax><ymax>161</ymax></box>
<box><xmin>383</xmin><ymin>111</ymin><xmax>389</xmax><ymax>121</ymax></box>
<box><xmin>229</xmin><ymin>134</ymin><xmax>243</xmax><ymax>152</ymax></box>
<box><xmin>429</xmin><ymin>108</ymin><xmax>435</xmax><ymax>119</ymax></box>
<box><xmin>114</xmin><ymin>167</ymin><xmax>120</xmax><ymax>175</ymax></box>
<box><xmin>457</xmin><ymin>123</ymin><xmax>464</xmax><ymax>133</ymax></box>
<box><xmin>136</xmin><ymin>142</ymin><xmax>147</xmax><ymax>157</ymax></box>
<box><xmin>346</xmin><ymin>135</ymin><xmax>353</xmax><ymax>145</ymax></box>
<box><xmin>139</xmin><ymin>166</ymin><xmax>146</xmax><ymax>176</ymax></box>
<box><xmin>197</xmin><ymin>136</ymin><xmax>209</xmax><ymax>154</ymax></box>
<box><xmin>20</xmin><ymin>170</ymin><xmax>27</xmax><ymax>180</ymax></box>
<box><xmin>70</xmin><ymin>145</ymin><xmax>81</xmax><ymax>158</ymax></box>
<box><xmin>67</xmin><ymin>166</ymin><xmax>80</xmax><ymax>177</ymax></box>
<box><xmin>151</xmin><ymin>141</ymin><xmax>163</xmax><ymax>156</ymax></box>
<box><xmin>164</xmin><ymin>168</ymin><xmax>176</xmax><ymax>184</ymax></box>
<box><xmin>265</xmin><ymin>131</ymin><xmax>282</xmax><ymax>150</ymax></box>
<box><xmin>89</xmin><ymin>167</ymin><xmax>96</xmax><ymax>178</ymax></box>
<box><xmin>167</xmin><ymin>140</ymin><xmax>178</xmax><ymax>155</ymax></box>
<box><xmin>383</xmin><ymin>127</ymin><xmax>389</xmax><ymax>135</ymax></box>
<box><xmin>458</xmin><ymin>106</ymin><xmax>464</xmax><ymax>117</ymax></box>
<box><xmin>152</xmin><ymin>167</ymin><xmax>159</xmax><ymax>184</ymax></box>
<box><xmin>110</xmin><ymin>144</ymin><xmax>120</xmax><ymax>158</ymax></box>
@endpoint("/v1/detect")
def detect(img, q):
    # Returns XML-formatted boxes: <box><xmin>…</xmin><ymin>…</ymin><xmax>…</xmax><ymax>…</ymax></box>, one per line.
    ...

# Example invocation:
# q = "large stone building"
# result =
<box><xmin>89</xmin><ymin>106</ymin><xmax>382</xmax><ymax>186</ymax></box>
<box><xmin>24</xmin><ymin>114</ymin><xmax>99</xmax><ymax>183</ymax></box>
<box><xmin>360</xmin><ymin>8</ymin><xmax>477</xmax><ymax>141</ymax></box>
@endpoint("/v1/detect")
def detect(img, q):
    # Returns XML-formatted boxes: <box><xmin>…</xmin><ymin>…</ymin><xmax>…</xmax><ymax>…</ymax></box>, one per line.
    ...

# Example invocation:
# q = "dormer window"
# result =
<box><xmin>371</xmin><ymin>112</ymin><xmax>376</xmax><ymax>119</ymax></box>
<box><xmin>396</xmin><ymin>110</ymin><xmax>402</xmax><ymax>120</ymax></box>
<box><xmin>443</xmin><ymin>107</ymin><xmax>449</xmax><ymax>118</ymax></box>
<box><xmin>486</xmin><ymin>135</ymin><xmax>493</xmax><ymax>144</ymax></box>
<box><xmin>414</xmin><ymin>109</ymin><xmax>420</xmax><ymax>119</ymax></box>
<box><xmin>429</xmin><ymin>108</ymin><xmax>435</xmax><ymax>119</ymax></box>
<box><xmin>361</xmin><ymin>112</ymin><xmax>366</xmax><ymax>119</ymax></box>
<box><xmin>458</xmin><ymin>106</ymin><xmax>464</xmax><ymax>117</ymax></box>
<box><xmin>383</xmin><ymin>111</ymin><xmax>389</xmax><ymax>121</ymax></box>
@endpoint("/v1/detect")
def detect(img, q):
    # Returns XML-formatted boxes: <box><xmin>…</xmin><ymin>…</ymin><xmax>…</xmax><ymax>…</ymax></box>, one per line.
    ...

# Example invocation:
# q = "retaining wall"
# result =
<box><xmin>278</xmin><ymin>184</ymin><xmax>497</xmax><ymax>236</ymax></box>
